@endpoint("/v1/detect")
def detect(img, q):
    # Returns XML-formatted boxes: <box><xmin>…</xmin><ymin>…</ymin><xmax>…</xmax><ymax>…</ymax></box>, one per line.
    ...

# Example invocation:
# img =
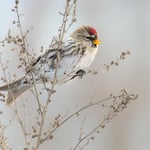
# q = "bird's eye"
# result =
<box><xmin>86</xmin><ymin>34</ymin><xmax>97</xmax><ymax>41</ymax></box>
<box><xmin>86</xmin><ymin>36</ymin><xmax>95</xmax><ymax>41</ymax></box>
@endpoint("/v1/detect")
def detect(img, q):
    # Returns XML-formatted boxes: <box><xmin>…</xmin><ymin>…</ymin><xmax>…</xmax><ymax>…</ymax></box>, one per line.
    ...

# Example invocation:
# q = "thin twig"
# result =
<box><xmin>15</xmin><ymin>1</ymin><xmax>43</xmax><ymax>116</ymax></box>
<box><xmin>34</xmin><ymin>0</ymin><xmax>77</xmax><ymax>148</ymax></box>
<box><xmin>41</xmin><ymin>91</ymin><xmax>138</xmax><ymax>144</ymax></box>
<box><xmin>72</xmin><ymin>91</ymin><xmax>138</xmax><ymax>150</ymax></box>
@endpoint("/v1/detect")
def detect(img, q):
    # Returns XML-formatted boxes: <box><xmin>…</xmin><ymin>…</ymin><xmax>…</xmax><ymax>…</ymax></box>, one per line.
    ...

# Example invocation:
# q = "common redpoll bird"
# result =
<box><xmin>0</xmin><ymin>25</ymin><xmax>101</xmax><ymax>104</ymax></box>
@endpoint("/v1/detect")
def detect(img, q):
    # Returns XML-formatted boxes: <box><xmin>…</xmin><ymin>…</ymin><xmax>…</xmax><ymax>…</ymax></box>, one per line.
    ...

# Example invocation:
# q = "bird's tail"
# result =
<box><xmin>0</xmin><ymin>77</ymin><xmax>30</xmax><ymax>105</ymax></box>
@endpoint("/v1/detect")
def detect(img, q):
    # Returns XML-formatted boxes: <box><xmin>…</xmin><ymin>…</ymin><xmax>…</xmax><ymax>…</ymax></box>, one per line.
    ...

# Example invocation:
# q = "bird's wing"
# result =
<box><xmin>26</xmin><ymin>48</ymin><xmax>61</xmax><ymax>73</ymax></box>
<box><xmin>25</xmin><ymin>39</ymin><xmax>86</xmax><ymax>76</ymax></box>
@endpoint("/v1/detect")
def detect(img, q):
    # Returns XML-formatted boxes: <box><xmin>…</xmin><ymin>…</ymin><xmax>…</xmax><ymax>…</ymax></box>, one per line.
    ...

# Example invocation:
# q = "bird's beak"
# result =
<box><xmin>93</xmin><ymin>39</ymin><xmax>101</xmax><ymax>45</ymax></box>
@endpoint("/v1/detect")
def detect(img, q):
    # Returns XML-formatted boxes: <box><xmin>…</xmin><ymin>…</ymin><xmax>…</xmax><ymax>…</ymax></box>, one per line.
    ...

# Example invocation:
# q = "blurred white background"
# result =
<box><xmin>0</xmin><ymin>0</ymin><xmax>150</xmax><ymax>150</ymax></box>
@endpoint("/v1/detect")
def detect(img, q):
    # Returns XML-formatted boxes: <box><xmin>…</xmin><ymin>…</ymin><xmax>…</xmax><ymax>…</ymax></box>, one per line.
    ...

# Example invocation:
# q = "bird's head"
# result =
<box><xmin>71</xmin><ymin>26</ymin><xmax>101</xmax><ymax>48</ymax></box>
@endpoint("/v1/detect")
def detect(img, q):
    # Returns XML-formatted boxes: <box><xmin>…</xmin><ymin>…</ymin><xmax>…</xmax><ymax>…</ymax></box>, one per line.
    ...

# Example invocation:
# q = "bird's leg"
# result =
<box><xmin>71</xmin><ymin>69</ymin><xmax>86</xmax><ymax>80</ymax></box>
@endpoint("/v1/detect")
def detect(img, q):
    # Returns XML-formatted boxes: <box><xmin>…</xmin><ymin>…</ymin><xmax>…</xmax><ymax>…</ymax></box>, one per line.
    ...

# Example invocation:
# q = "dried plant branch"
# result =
<box><xmin>34</xmin><ymin>0</ymin><xmax>78</xmax><ymax>149</ymax></box>
<box><xmin>0</xmin><ymin>52</ymin><xmax>29</xmax><ymax>146</ymax></box>
<box><xmin>40</xmin><ymin>89</ymin><xmax>138</xmax><ymax>146</ymax></box>
<box><xmin>102</xmin><ymin>50</ymin><xmax>131</xmax><ymax>72</ymax></box>
<box><xmin>0</xmin><ymin>129</ymin><xmax>7</xmax><ymax>150</ymax></box>
<box><xmin>15</xmin><ymin>1</ymin><xmax>43</xmax><ymax>116</ymax></box>
<box><xmin>57</xmin><ymin>0</ymin><xmax>77</xmax><ymax>45</ymax></box>
<box><xmin>13</xmin><ymin>103</ymin><xmax>30</xmax><ymax>145</ymax></box>
<box><xmin>72</xmin><ymin>90</ymin><xmax>138</xmax><ymax>150</ymax></box>
<box><xmin>0</xmin><ymin>123</ymin><xmax>10</xmax><ymax>150</ymax></box>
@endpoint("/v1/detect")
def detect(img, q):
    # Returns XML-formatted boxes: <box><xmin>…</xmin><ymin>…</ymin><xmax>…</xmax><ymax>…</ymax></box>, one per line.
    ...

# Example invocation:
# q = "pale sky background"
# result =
<box><xmin>0</xmin><ymin>0</ymin><xmax>150</xmax><ymax>150</ymax></box>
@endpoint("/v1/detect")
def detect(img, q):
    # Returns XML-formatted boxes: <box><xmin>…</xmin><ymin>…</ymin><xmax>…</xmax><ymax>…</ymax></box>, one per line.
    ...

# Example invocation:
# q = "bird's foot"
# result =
<box><xmin>71</xmin><ymin>69</ymin><xmax>86</xmax><ymax>80</ymax></box>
